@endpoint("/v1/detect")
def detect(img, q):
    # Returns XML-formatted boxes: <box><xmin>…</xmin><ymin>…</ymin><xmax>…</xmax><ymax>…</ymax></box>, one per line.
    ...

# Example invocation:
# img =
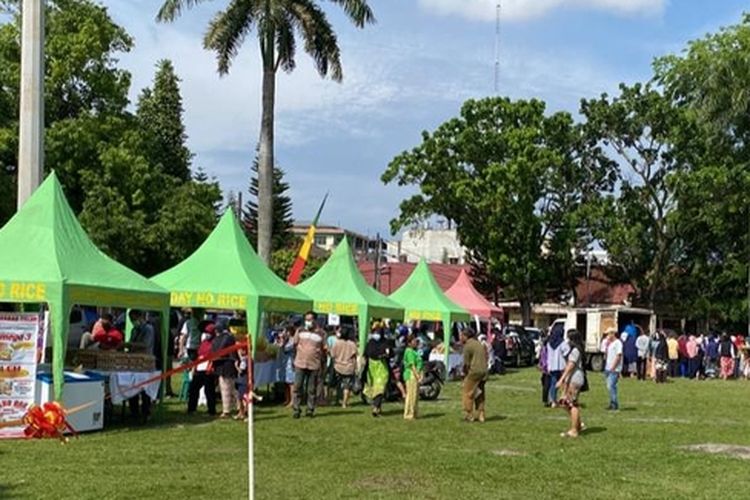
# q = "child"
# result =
<box><xmin>402</xmin><ymin>334</ymin><xmax>423</xmax><ymax>420</ymax></box>
<box><xmin>235</xmin><ymin>346</ymin><xmax>248</xmax><ymax>420</ymax></box>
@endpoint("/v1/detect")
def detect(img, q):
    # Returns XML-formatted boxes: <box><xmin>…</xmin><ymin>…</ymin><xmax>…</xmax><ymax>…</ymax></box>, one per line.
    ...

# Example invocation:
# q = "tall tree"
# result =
<box><xmin>156</xmin><ymin>0</ymin><xmax>375</xmax><ymax>263</ymax></box>
<box><xmin>580</xmin><ymin>83</ymin><xmax>699</xmax><ymax>310</ymax></box>
<box><xmin>654</xmin><ymin>15</ymin><xmax>750</xmax><ymax>326</ymax></box>
<box><xmin>136</xmin><ymin>59</ymin><xmax>192</xmax><ymax>181</ymax></box>
<box><xmin>383</xmin><ymin>97</ymin><xmax>613</xmax><ymax>325</ymax></box>
<box><xmin>0</xmin><ymin>0</ymin><xmax>133</xmax><ymax>221</ymax></box>
<box><xmin>243</xmin><ymin>157</ymin><xmax>294</xmax><ymax>251</ymax></box>
<box><xmin>0</xmin><ymin>0</ymin><xmax>223</xmax><ymax>275</ymax></box>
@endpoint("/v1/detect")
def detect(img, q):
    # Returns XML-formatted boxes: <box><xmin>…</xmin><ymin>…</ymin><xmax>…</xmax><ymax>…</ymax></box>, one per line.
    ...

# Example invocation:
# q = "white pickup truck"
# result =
<box><xmin>550</xmin><ymin>306</ymin><xmax>655</xmax><ymax>371</ymax></box>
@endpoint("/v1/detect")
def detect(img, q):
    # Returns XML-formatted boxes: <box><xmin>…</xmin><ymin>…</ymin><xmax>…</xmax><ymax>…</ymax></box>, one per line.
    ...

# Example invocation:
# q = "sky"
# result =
<box><xmin>102</xmin><ymin>0</ymin><xmax>749</xmax><ymax>240</ymax></box>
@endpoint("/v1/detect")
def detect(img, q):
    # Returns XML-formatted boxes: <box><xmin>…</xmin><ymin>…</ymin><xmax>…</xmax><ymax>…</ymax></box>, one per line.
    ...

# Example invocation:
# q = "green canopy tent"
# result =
<box><xmin>389</xmin><ymin>259</ymin><xmax>470</xmax><ymax>362</ymax></box>
<box><xmin>151</xmin><ymin>210</ymin><xmax>312</xmax><ymax>346</ymax></box>
<box><xmin>0</xmin><ymin>172</ymin><xmax>171</xmax><ymax>399</ymax></box>
<box><xmin>297</xmin><ymin>237</ymin><xmax>404</xmax><ymax>351</ymax></box>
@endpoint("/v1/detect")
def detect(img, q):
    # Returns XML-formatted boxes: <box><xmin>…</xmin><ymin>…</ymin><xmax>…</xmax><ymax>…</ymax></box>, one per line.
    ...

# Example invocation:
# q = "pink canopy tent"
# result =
<box><xmin>445</xmin><ymin>269</ymin><xmax>504</xmax><ymax>325</ymax></box>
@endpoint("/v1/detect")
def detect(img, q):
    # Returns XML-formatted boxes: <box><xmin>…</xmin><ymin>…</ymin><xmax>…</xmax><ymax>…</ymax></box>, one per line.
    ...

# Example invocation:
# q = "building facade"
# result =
<box><xmin>291</xmin><ymin>222</ymin><xmax>377</xmax><ymax>255</ymax></box>
<box><xmin>387</xmin><ymin>228</ymin><xmax>466</xmax><ymax>264</ymax></box>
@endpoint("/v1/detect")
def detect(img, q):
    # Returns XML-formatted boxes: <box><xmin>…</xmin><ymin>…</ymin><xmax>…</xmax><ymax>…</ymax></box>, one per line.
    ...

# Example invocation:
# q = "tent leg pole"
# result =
<box><xmin>248</xmin><ymin>360</ymin><xmax>254</xmax><ymax>500</ymax></box>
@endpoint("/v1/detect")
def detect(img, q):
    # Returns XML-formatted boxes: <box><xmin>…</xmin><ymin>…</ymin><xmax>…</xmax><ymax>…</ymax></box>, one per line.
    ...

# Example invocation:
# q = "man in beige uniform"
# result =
<box><xmin>292</xmin><ymin>312</ymin><xmax>324</xmax><ymax>418</ymax></box>
<box><xmin>461</xmin><ymin>328</ymin><xmax>488</xmax><ymax>422</ymax></box>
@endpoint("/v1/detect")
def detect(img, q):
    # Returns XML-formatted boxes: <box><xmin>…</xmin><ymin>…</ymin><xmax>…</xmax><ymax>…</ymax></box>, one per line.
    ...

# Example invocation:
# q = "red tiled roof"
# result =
<box><xmin>359</xmin><ymin>262</ymin><xmax>633</xmax><ymax>306</ymax></box>
<box><xmin>574</xmin><ymin>268</ymin><xmax>634</xmax><ymax>306</ymax></box>
<box><xmin>357</xmin><ymin>262</ymin><xmax>470</xmax><ymax>295</ymax></box>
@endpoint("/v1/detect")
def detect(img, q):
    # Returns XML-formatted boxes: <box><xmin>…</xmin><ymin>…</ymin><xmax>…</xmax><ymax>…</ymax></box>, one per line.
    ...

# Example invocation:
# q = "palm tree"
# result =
<box><xmin>157</xmin><ymin>0</ymin><xmax>375</xmax><ymax>263</ymax></box>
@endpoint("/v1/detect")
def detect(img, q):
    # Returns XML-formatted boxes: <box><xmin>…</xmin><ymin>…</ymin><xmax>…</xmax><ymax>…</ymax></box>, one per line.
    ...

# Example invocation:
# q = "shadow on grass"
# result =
<box><xmin>0</xmin><ymin>484</ymin><xmax>16</xmax><ymax>499</ymax></box>
<box><xmin>483</xmin><ymin>415</ymin><xmax>507</xmax><ymax>422</ymax></box>
<box><xmin>254</xmin><ymin>414</ymin><xmax>286</xmax><ymax>422</ymax></box>
<box><xmin>378</xmin><ymin>409</ymin><xmax>406</xmax><ymax>417</ymax></box>
<box><xmin>582</xmin><ymin>426</ymin><xmax>607</xmax><ymax>435</ymax></box>
<box><xmin>419</xmin><ymin>413</ymin><xmax>446</xmax><ymax>420</ymax></box>
<box><xmin>308</xmin><ymin>410</ymin><xmax>363</xmax><ymax>419</ymax></box>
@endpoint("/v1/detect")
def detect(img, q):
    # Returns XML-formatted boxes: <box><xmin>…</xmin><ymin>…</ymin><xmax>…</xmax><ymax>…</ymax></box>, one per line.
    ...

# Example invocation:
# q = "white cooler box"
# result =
<box><xmin>36</xmin><ymin>371</ymin><xmax>105</xmax><ymax>433</ymax></box>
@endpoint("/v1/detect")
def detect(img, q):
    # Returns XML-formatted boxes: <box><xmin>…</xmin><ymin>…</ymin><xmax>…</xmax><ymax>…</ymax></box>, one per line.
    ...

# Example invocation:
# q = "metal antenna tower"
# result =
<box><xmin>494</xmin><ymin>0</ymin><xmax>500</xmax><ymax>94</ymax></box>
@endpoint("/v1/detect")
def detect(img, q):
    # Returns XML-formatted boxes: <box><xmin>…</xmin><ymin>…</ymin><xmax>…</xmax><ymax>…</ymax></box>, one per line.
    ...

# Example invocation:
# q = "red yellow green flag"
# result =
<box><xmin>287</xmin><ymin>193</ymin><xmax>328</xmax><ymax>285</ymax></box>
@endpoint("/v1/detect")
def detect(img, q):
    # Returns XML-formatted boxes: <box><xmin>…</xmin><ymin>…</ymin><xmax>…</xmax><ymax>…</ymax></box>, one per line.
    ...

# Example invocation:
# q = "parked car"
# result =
<box><xmin>503</xmin><ymin>325</ymin><xmax>535</xmax><ymax>367</ymax></box>
<box><xmin>524</xmin><ymin>327</ymin><xmax>543</xmax><ymax>362</ymax></box>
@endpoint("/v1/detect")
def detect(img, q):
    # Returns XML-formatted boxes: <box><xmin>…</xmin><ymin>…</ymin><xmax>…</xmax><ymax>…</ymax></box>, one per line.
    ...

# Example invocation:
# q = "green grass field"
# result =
<box><xmin>2</xmin><ymin>368</ymin><xmax>750</xmax><ymax>499</ymax></box>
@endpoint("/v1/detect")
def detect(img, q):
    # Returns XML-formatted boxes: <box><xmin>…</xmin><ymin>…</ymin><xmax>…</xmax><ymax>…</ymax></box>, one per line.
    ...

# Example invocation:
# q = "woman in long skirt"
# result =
<box><xmin>363</xmin><ymin>325</ymin><xmax>390</xmax><ymax>417</ymax></box>
<box><xmin>719</xmin><ymin>333</ymin><xmax>737</xmax><ymax>380</ymax></box>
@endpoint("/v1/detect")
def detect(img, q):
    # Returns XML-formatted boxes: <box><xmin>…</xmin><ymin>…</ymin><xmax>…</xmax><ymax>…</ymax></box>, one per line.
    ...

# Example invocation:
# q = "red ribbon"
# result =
<box><xmin>107</xmin><ymin>341</ymin><xmax>250</xmax><ymax>402</ymax></box>
<box><xmin>2</xmin><ymin>341</ymin><xmax>253</xmax><ymax>441</ymax></box>
<box><xmin>23</xmin><ymin>402</ymin><xmax>76</xmax><ymax>442</ymax></box>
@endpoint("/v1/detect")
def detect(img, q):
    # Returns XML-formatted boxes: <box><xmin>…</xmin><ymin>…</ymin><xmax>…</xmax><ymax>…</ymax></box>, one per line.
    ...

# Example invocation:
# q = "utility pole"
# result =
<box><xmin>494</xmin><ymin>1</ymin><xmax>500</xmax><ymax>94</ymax></box>
<box><xmin>17</xmin><ymin>0</ymin><xmax>45</xmax><ymax>209</ymax></box>
<box><xmin>585</xmin><ymin>251</ymin><xmax>592</xmax><ymax>307</ymax></box>
<box><xmin>374</xmin><ymin>233</ymin><xmax>382</xmax><ymax>292</ymax></box>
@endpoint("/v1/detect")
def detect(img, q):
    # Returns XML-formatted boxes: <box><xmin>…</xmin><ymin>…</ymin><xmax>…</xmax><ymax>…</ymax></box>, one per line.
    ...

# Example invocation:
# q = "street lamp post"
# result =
<box><xmin>17</xmin><ymin>0</ymin><xmax>45</xmax><ymax>209</ymax></box>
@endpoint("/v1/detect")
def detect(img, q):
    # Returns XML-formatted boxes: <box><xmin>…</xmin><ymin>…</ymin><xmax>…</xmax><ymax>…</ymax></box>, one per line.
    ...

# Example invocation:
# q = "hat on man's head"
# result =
<box><xmin>605</xmin><ymin>327</ymin><xmax>617</xmax><ymax>335</ymax></box>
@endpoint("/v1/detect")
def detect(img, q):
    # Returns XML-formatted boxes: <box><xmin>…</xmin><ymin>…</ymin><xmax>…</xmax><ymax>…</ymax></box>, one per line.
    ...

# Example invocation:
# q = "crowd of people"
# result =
<box><xmin>77</xmin><ymin>306</ymin><xmax>750</xmax><ymax>436</ymax></box>
<box><xmin>536</xmin><ymin>323</ymin><xmax>750</xmax><ymax>439</ymax></box>
<box><xmin>176</xmin><ymin>310</ymin><xmax>493</xmax><ymax>423</ymax></box>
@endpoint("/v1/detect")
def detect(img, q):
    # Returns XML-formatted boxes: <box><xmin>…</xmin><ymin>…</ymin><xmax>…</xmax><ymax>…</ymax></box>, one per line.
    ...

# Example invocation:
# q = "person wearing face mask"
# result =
<box><xmin>292</xmin><ymin>312</ymin><xmax>325</xmax><ymax>418</ymax></box>
<box><xmin>363</xmin><ymin>322</ymin><xmax>390</xmax><ymax>417</ymax></box>
<box><xmin>188</xmin><ymin>323</ymin><xmax>217</xmax><ymax>415</ymax></box>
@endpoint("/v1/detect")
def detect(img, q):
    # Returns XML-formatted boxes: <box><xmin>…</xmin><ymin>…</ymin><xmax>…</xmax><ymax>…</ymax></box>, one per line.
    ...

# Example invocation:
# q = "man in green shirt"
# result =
<box><xmin>402</xmin><ymin>335</ymin><xmax>423</xmax><ymax>420</ymax></box>
<box><xmin>461</xmin><ymin>328</ymin><xmax>488</xmax><ymax>422</ymax></box>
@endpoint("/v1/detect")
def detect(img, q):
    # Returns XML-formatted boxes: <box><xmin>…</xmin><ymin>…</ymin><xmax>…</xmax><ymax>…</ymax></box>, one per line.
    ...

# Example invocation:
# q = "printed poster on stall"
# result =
<box><xmin>0</xmin><ymin>312</ymin><xmax>42</xmax><ymax>439</ymax></box>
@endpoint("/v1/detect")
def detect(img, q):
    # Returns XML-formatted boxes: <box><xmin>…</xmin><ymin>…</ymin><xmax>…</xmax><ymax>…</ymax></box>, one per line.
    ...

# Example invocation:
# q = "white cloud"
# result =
<box><xmin>102</xmin><ymin>0</ymin><xmax>646</xmax><ymax>235</ymax></box>
<box><xmin>418</xmin><ymin>0</ymin><xmax>667</xmax><ymax>22</ymax></box>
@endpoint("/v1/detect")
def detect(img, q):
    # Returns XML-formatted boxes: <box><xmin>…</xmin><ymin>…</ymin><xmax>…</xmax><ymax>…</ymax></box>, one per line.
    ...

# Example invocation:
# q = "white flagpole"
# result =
<box><xmin>17</xmin><ymin>0</ymin><xmax>45</xmax><ymax>209</ymax></box>
<box><xmin>247</xmin><ymin>352</ymin><xmax>255</xmax><ymax>500</ymax></box>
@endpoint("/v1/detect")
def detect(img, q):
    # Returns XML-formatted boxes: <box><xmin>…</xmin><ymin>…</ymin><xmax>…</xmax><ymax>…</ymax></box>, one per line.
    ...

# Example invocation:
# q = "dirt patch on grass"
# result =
<box><xmin>680</xmin><ymin>444</ymin><xmax>750</xmax><ymax>460</ymax></box>
<box><xmin>491</xmin><ymin>449</ymin><xmax>526</xmax><ymax>457</ymax></box>
<box><xmin>352</xmin><ymin>473</ymin><xmax>434</xmax><ymax>496</ymax></box>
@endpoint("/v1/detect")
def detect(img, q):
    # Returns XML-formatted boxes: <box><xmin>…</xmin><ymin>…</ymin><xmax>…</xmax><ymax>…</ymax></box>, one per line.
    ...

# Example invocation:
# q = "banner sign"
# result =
<box><xmin>315</xmin><ymin>301</ymin><xmax>358</xmax><ymax>316</ymax></box>
<box><xmin>0</xmin><ymin>282</ymin><xmax>47</xmax><ymax>302</ymax></box>
<box><xmin>170</xmin><ymin>291</ymin><xmax>248</xmax><ymax>309</ymax></box>
<box><xmin>0</xmin><ymin>313</ymin><xmax>42</xmax><ymax>439</ymax></box>
<box><xmin>405</xmin><ymin>310</ymin><xmax>443</xmax><ymax>322</ymax></box>
<box><xmin>327</xmin><ymin>314</ymin><xmax>340</xmax><ymax>327</ymax></box>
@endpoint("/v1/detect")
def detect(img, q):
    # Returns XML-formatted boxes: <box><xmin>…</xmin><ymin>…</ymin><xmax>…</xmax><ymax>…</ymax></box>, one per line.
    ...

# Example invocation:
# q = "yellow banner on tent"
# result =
<box><xmin>405</xmin><ymin>310</ymin><xmax>443</xmax><ymax>322</ymax></box>
<box><xmin>70</xmin><ymin>287</ymin><xmax>167</xmax><ymax>310</ymax></box>
<box><xmin>0</xmin><ymin>281</ymin><xmax>47</xmax><ymax>302</ymax></box>
<box><xmin>315</xmin><ymin>301</ymin><xmax>359</xmax><ymax>316</ymax></box>
<box><xmin>170</xmin><ymin>291</ymin><xmax>248</xmax><ymax>309</ymax></box>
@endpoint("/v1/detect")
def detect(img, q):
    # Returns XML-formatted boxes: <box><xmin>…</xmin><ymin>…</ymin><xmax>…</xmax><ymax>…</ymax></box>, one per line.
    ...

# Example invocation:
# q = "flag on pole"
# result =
<box><xmin>287</xmin><ymin>193</ymin><xmax>328</xmax><ymax>285</ymax></box>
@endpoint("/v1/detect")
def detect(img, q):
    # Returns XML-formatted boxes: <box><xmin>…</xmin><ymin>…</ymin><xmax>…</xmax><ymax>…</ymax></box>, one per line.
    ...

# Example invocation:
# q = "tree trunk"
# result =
<box><xmin>257</xmin><ymin>35</ymin><xmax>276</xmax><ymax>264</ymax></box>
<box><xmin>520</xmin><ymin>298</ymin><xmax>532</xmax><ymax>327</ymax></box>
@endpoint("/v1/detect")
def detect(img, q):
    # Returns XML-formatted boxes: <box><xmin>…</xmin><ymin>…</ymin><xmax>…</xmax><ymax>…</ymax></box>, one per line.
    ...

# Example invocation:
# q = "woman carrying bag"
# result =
<box><xmin>556</xmin><ymin>329</ymin><xmax>587</xmax><ymax>438</ymax></box>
